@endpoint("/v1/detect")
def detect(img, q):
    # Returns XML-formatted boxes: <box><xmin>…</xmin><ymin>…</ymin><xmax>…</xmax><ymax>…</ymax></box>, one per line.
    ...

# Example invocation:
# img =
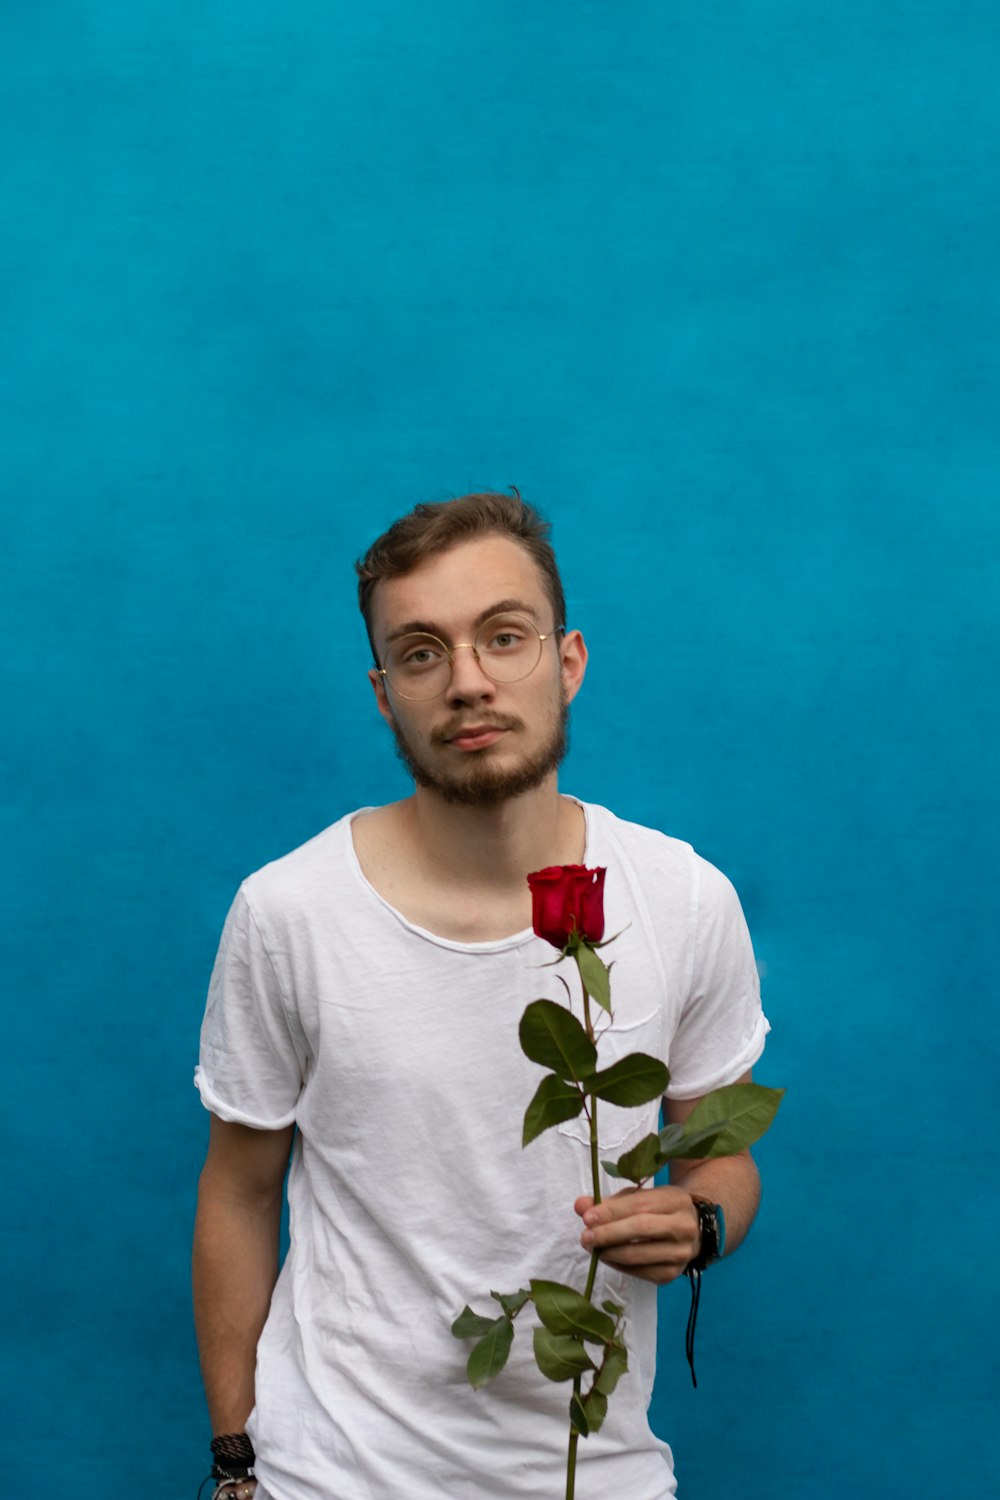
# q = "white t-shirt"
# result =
<box><xmin>196</xmin><ymin>801</ymin><xmax>769</xmax><ymax>1500</ymax></box>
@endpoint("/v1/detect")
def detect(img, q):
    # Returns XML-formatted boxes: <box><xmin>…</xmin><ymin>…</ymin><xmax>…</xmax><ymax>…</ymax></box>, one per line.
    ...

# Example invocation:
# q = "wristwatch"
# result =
<box><xmin>687</xmin><ymin>1196</ymin><xmax>726</xmax><ymax>1272</ymax></box>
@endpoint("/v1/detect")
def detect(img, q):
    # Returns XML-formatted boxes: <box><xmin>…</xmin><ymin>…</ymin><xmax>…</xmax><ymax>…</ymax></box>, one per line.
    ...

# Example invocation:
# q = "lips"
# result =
<box><xmin>447</xmin><ymin>725</ymin><xmax>508</xmax><ymax>751</ymax></box>
<box><xmin>431</xmin><ymin>712</ymin><xmax>524</xmax><ymax>752</ymax></box>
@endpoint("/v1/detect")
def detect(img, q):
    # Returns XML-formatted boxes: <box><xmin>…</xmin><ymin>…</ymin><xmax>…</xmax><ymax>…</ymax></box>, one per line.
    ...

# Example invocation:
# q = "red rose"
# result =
<box><xmin>527</xmin><ymin>865</ymin><xmax>606</xmax><ymax>950</ymax></box>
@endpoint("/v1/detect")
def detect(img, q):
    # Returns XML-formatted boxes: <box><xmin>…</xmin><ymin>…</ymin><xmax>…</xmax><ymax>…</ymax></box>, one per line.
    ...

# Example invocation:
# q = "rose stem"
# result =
<box><xmin>580</xmin><ymin>982</ymin><xmax>603</xmax><ymax>1212</ymax></box>
<box><xmin>565</xmin><ymin>956</ymin><xmax>605</xmax><ymax>1499</ymax></box>
<box><xmin>566</xmin><ymin>1424</ymin><xmax>579</xmax><ymax>1500</ymax></box>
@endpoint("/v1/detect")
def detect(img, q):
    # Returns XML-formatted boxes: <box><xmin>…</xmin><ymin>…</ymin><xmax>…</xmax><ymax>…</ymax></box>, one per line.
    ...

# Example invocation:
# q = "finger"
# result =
<box><xmin>582</xmin><ymin>1202</ymin><xmax>698</xmax><ymax>1247</ymax></box>
<box><xmin>582</xmin><ymin>1185</ymin><xmax>692</xmax><ymax>1228</ymax></box>
<box><xmin>600</xmin><ymin>1255</ymin><xmax>689</xmax><ymax>1285</ymax></box>
<box><xmin>597</xmin><ymin>1232</ymin><xmax>698</xmax><ymax>1286</ymax></box>
<box><xmin>582</xmin><ymin>1212</ymin><xmax>700</xmax><ymax>1276</ymax></box>
<box><xmin>574</xmin><ymin>1195</ymin><xmax>596</xmax><ymax>1218</ymax></box>
<box><xmin>581</xmin><ymin>1222</ymin><xmax>697</xmax><ymax>1264</ymax></box>
<box><xmin>598</xmin><ymin>1236</ymin><xmax>693</xmax><ymax>1269</ymax></box>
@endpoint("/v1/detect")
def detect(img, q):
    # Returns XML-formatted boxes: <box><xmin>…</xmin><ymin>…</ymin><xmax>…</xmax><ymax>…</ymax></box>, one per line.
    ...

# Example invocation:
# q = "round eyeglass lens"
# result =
<box><xmin>383</xmin><ymin>613</ymin><xmax>543</xmax><ymax>699</ymax></box>
<box><xmin>383</xmin><ymin>633</ymin><xmax>451</xmax><ymax>699</ymax></box>
<box><xmin>473</xmin><ymin>612</ymin><xmax>542</xmax><ymax>682</ymax></box>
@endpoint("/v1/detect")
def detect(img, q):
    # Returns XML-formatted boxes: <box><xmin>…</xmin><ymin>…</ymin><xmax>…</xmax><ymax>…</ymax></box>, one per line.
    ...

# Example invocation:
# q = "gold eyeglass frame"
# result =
<box><xmin>376</xmin><ymin>615</ymin><xmax>566</xmax><ymax>700</ymax></box>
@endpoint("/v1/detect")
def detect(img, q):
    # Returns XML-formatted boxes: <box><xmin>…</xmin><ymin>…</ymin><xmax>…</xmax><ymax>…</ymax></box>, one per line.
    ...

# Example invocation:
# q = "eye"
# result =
<box><xmin>482</xmin><ymin>618</ymin><xmax>529</xmax><ymax>651</ymax></box>
<box><xmin>397</xmin><ymin>639</ymin><xmax>445</xmax><ymax>670</ymax></box>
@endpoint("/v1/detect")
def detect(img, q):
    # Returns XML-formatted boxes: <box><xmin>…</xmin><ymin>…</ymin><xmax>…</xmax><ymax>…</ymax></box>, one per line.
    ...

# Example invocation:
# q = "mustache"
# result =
<box><xmin>431</xmin><ymin>712</ymin><xmax>525</xmax><ymax>746</ymax></box>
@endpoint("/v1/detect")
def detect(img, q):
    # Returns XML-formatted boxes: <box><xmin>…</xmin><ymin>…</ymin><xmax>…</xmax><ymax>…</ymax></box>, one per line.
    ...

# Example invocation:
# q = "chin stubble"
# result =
<box><xmin>388</xmin><ymin>698</ymin><xmax>570</xmax><ymax>807</ymax></box>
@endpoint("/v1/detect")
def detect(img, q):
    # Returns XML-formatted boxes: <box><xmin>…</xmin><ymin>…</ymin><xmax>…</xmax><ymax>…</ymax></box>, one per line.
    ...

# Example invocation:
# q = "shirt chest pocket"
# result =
<box><xmin>557</xmin><ymin>1006</ymin><xmax>666</xmax><ymax>1159</ymax></box>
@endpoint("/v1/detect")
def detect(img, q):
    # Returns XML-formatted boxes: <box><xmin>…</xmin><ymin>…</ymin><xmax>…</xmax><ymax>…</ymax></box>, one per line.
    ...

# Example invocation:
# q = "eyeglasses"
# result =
<box><xmin>377</xmin><ymin>612</ymin><xmax>565</xmax><ymax>701</ymax></box>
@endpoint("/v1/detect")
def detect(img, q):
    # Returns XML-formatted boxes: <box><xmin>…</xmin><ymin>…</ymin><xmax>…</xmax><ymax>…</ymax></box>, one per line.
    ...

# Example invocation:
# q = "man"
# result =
<box><xmin>193</xmin><ymin>491</ymin><xmax>769</xmax><ymax>1500</ymax></box>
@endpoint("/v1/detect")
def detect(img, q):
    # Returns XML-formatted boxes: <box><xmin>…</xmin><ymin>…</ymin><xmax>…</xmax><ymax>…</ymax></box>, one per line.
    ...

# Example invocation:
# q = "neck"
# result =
<box><xmin>403</xmin><ymin>777</ymin><xmax>585</xmax><ymax>890</ymax></box>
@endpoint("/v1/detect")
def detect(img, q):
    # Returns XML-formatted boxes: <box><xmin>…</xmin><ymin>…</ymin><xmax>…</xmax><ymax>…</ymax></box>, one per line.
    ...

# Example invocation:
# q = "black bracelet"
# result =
<box><xmin>210</xmin><ymin>1432</ymin><xmax>256</xmax><ymax>1481</ymax></box>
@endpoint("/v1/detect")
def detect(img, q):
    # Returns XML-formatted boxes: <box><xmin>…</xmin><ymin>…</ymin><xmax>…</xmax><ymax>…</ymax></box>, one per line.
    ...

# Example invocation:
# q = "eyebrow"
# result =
<box><xmin>383</xmin><ymin>598</ymin><xmax>542</xmax><ymax>645</ymax></box>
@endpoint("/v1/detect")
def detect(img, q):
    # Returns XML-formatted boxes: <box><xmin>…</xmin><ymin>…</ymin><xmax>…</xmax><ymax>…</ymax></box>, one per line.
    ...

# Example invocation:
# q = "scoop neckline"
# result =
<box><xmin>345</xmin><ymin>798</ymin><xmax>592</xmax><ymax>953</ymax></box>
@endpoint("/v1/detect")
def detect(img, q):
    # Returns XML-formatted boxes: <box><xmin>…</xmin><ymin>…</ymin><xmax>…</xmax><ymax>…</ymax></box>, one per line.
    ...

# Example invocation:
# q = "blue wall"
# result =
<box><xmin>3</xmin><ymin>4</ymin><xmax>997</xmax><ymax>1496</ymax></box>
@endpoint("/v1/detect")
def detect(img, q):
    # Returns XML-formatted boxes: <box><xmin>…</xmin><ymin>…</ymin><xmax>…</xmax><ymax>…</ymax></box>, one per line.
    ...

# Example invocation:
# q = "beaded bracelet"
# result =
<box><xmin>212</xmin><ymin>1482</ymin><xmax>256</xmax><ymax>1500</ymax></box>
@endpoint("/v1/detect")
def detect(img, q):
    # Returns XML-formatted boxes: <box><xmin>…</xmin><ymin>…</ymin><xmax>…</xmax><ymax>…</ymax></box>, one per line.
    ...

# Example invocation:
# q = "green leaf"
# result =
<box><xmin>491</xmin><ymin>1288</ymin><xmax>530</xmax><ymax>1317</ymax></box>
<box><xmin>606</xmin><ymin>1087</ymin><xmax>780</xmax><ymax>1179</ymax></box>
<box><xmin>581</xmin><ymin>1387</ymin><xmax>609</xmax><ymax>1433</ymax></box>
<box><xmin>603</xmin><ymin>1132</ymin><xmax>661</xmax><ymax>1183</ymax></box>
<box><xmin>575</xmin><ymin>943</ymin><xmax>612</xmax><ymax>1013</ymax></box>
<box><xmin>532</xmin><ymin>1327</ymin><xmax>595</xmax><ymax>1382</ymax></box>
<box><xmin>519</xmin><ymin>1000</ymin><xmax>597</xmax><ymax>1081</ymax></box>
<box><xmin>606</xmin><ymin>1086</ymin><xmax>784</xmax><ymax>1179</ymax></box>
<box><xmin>680</xmin><ymin>1084</ymin><xmax>785</xmax><ymax>1157</ymax></box>
<box><xmin>522</xmin><ymin>1073</ymin><xmax>585</xmax><ymax>1147</ymax></box>
<box><xmin>594</xmin><ymin>1344</ymin><xmax>628</xmax><ymax>1396</ymax></box>
<box><xmin>668</xmin><ymin>1119</ymin><xmax>732</xmax><ymax>1159</ymax></box>
<box><xmin>655</xmin><ymin>1122</ymin><xmax>686</xmax><ymax>1155</ymax></box>
<box><xmin>466</xmin><ymin>1316</ymin><xmax>514</xmax><ymax>1388</ymax></box>
<box><xmin>601</xmin><ymin>1299</ymin><xmax>624</xmax><ymax>1318</ymax></box>
<box><xmin>588</xmin><ymin>1052</ymin><xmax>669</xmax><ymax>1107</ymax></box>
<box><xmin>569</xmin><ymin>1393</ymin><xmax>590</xmax><ymax>1436</ymax></box>
<box><xmin>530</xmin><ymin>1279</ymin><xmax>616</xmax><ymax>1344</ymax></box>
<box><xmin>451</xmin><ymin>1305</ymin><xmax>500</xmax><ymax>1339</ymax></box>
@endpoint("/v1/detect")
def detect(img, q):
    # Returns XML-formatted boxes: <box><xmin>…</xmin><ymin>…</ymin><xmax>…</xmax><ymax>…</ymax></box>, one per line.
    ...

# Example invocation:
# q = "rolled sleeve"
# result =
<box><xmin>195</xmin><ymin>885</ymin><xmax>306</xmax><ymax>1128</ymax></box>
<box><xmin>665</xmin><ymin>856</ymin><xmax>770</xmax><ymax>1100</ymax></box>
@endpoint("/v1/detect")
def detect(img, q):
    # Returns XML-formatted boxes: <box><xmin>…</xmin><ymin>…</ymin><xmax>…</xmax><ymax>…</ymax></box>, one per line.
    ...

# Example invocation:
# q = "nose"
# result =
<box><xmin>445</xmin><ymin>641</ymin><xmax>496</xmax><ymax>704</ymax></box>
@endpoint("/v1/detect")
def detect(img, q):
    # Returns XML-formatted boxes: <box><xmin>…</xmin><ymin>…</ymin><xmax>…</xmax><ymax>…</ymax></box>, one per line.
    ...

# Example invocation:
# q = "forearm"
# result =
<box><xmin>670</xmin><ymin>1149</ymin><xmax>761</xmax><ymax>1256</ymax></box>
<box><xmin>193</xmin><ymin>1171</ymin><xmax>283</xmax><ymax>1434</ymax></box>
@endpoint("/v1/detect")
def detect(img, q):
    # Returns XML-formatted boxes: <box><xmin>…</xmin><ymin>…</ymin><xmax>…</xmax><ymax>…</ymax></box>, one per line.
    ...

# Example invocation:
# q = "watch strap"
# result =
<box><xmin>687</xmin><ymin>1195</ymin><xmax>726</xmax><ymax>1271</ymax></box>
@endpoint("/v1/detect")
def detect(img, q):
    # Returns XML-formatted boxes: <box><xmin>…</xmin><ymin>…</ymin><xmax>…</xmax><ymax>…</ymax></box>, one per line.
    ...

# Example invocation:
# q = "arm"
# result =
<box><xmin>574</xmin><ymin>1070</ymin><xmax>761</xmax><ymax>1284</ymax></box>
<box><xmin>192</xmin><ymin>1115</ymin><xmax>295</xmax><ymax>1434</ymax></box>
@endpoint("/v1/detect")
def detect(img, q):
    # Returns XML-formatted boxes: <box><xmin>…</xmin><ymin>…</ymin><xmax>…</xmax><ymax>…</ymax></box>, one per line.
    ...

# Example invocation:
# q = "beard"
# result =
<box><xmin>388</xmin><ymin>696</ymin><xmax>570</xmax><ymax>807</ymax></box>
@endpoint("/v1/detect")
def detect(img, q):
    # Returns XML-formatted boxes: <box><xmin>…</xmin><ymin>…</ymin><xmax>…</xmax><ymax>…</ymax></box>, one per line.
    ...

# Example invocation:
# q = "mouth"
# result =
<box><xmin>445</xmin><ymin>724</ymin><xmax>510</xmax><ymax>752</ymax></box>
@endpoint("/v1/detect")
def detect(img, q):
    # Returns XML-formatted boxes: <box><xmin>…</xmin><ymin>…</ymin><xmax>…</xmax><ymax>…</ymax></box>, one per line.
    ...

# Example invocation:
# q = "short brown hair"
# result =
<box><xmin>356</xmin><ymin>489</ymin><xmax>567</xmax><ymax>661</ymax></box>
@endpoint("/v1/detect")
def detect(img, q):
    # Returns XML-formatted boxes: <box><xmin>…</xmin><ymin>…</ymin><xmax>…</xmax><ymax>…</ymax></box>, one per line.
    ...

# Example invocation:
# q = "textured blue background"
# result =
<box><xmin>2</xmin><ymin>3</ymin><xmax>997</xmax><ymax>1496</ymax></box>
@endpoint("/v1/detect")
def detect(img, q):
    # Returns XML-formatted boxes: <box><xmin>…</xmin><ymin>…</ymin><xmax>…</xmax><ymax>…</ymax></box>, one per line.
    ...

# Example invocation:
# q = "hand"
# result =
<box><xmin>575</xmin><ymin>1186</ymin><xmax>701</xmax><ymax>1285</ymax></box>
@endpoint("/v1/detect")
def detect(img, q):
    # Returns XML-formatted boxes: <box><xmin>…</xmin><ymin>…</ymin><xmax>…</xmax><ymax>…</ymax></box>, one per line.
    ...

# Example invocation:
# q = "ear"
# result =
<box><xmin>559</xmin><ymin>629</ymin><xmax>588</xmax><ymax>705</ymax></box>
<box><xmin>368</xmin><ymin>667</ymin><xmax>395</xmax><ymax>728</ymax></box>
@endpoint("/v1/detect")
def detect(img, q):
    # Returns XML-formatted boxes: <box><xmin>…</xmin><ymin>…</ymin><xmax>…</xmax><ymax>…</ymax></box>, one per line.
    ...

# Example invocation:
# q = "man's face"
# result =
<box><xmin>368</xmin><ymin>535</ymin><xmax>587</xmax><ymax>807</ymax></box>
